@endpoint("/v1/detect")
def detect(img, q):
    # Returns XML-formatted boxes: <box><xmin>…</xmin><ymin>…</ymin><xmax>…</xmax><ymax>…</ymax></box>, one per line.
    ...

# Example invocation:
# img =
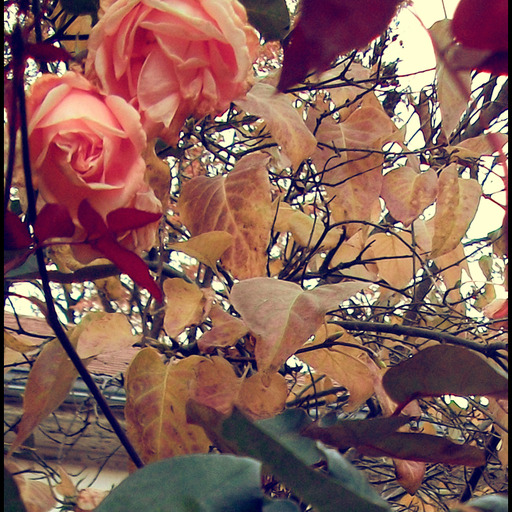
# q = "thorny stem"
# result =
<box><xmin>12</xmin><ymin>25</ymin><xmax>144</xmax><ymax>469</ymax></box>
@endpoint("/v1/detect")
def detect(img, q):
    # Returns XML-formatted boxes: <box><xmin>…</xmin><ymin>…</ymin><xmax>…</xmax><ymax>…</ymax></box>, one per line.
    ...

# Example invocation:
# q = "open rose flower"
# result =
<box><xmin>27</xmin><ymin>71</ymin><xmax>161</xmax><ymax>262</ymax></box>
<box><xmin>85</xmin><ymin>0</ymin><xmax>260</xmax><ymax>143</ymax></box>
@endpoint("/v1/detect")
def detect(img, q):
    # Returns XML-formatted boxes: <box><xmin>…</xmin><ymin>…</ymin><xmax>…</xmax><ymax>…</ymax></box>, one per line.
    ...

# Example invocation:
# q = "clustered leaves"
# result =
<box><xmin>4</xmin><ymin>0</ymin><xmax>508</xmax><ymax>511</ymax></box>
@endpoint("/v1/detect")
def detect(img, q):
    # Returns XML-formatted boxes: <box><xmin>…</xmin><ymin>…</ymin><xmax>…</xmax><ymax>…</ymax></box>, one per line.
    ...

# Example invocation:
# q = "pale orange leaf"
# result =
<box><xmin>73</xmin><ymin>312</ymin><xmax>138</xmax><ymax>359</ymax></box>
<box><xmin>429</xmin><ymin>20</ymin><xmax>472</xmax><ymax>137</ymax></box>
<box><xmin>448</xmin><ymin>133</ymin><xmax>508</xmax><ymax>160</ymax></box>
<box><xmin>178</xmin><ymin>152</ymin><xmax>273</xmax><ymax>279</ymax></box>
<box><xmin>5</xmin><ymin>460</ymin><xmax>56</xmax><ymax>512</ymax></box>
<box><xmin>367</xmin><ymin>231</ymin><xmax>421</xmax><ymax>289</ymax></box>
<box><xmin>167</xmin><ymin>231</ymin><xmax>234</xmax><ymax>269</ymax></box>
<box><xmin>230</xmin><ymin>277</ymin><xmax>364</xmax><ymax>374</ymax></box>
<box><xmin>7</xmin><ymin>338</ymin><xmax>78</xmax><ymax>456</ymax></box>
<box><xmin>329</xmin><ymin>231</ymin><xmax>379</xmax><ymax>281</ymax></box>
<box><xmin>236</xmin><ymin>371</ymin><xmax>288</xmax><ymax>420</ymax></box>
<box><xmin>299</xmin><ymin>325</ymin><xmax>376</xmax><ymax>412</ymax></box>
<box><xmin>56</xmin><ymin>466</ymin><xmax>77</xmax><ymax>498</ymax></box>
<box><xmin>430</xmin><ymin>164</ymin><xmax>482</xmax><ymax>258</ymax></box>
<box><xmin>189</xmin><ymin>356</ymin><xmax>241</xmax><ymax>416</ymax></box>
<box><xmin>4</xmin><ymin>329</ymin><xmax>40</xmax><ymax>353</ymax></box>
<box><xmin>124</xmin><ymin>348</ymin><xmax>211</xmax><ymax>464</ymax></box>
<box><xmin>274</xmin><ymin>201</ymin><xmax>344</xmax><ymax>249</ymax></box>
<box><xmin>394</xmin><ymin>459</ymin><xmax>426</xmax><ymax>495</ymax></box>
<box><xmin>197</xmin><ymin>304</ymin><xmax>249</xmax><ymax>352</ymax></box>
<box><xmin>381</xmin><ymin>167</ymin><xmax>438</xmax><ymax>226</ymax></box>
<box><xmin>163</xmin><ymin>279</ymin><xmax>209</xmax><ymax>338</ymax></box>
<box><xmin>235</xmin><ymin>82</ymin><xmax>317</xmax><ymax>169</ymax></box>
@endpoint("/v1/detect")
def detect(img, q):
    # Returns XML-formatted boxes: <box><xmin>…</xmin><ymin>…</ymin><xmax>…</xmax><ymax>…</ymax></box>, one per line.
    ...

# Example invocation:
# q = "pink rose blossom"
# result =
<box><xmin>27</xmin><ymin>71</ymin><xmax>161</xmax><ymax>261</ymax></box>
<box><xmin>85</xmin><ymin>0</ymin><xmax>260</xmax><ymax>143</ymax></box>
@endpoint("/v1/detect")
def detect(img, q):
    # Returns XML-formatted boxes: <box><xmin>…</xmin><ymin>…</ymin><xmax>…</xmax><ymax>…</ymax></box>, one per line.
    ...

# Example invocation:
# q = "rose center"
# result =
<box><xmin>55</xmin><ymin>132</ymin><xmax>103</xmax><ymax>178</ymax></box>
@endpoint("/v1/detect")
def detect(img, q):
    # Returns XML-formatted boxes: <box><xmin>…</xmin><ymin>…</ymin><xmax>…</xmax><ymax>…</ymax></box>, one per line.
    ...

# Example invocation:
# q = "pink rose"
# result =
<box><xmin>85</xmin><ymin>0</ymin><xmax>259</xmax><ymax>144</ymax></box>
<box><xmin>27</xmin><ymin>71</ymin><xmax>161</xmax><ymax>261</ymax></box>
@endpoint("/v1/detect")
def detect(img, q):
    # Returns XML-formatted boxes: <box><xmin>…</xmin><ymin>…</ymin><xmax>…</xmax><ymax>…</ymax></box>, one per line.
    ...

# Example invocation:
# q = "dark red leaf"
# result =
<box><xmin>77</xmin><ymin>199</ymin><xmax>108</xmax><ymax>239</ymax></box>
<box><xmin>91</xmin><ymin>235</ymin><xmax>163</xmax><ymax>302</ymax></box>
<box><xmin>5</xmin><ymin>211</ymin><xmax>33</xmax><ymax>250</ymax></box>
<box><xmin>475</xmin><ymin>51</ymin><xmax>508</xmax><ymax>76</ymax></box>
<box><xmin>277</xmin><ymin>0</ymin><xmax>401</xmax><ymax>91</ymax></box>
<box><xmin>26</xmin><ymin>42</ymin><xmax>72</xmax><ymax>63</ymax></box>
<box><xmin>106</xmin><ymin>208</ymin><xmax>162</xmax><ymax>233</ymax></box>
<box><xmin>34</xmin><ymin>203</ymin><xmax>75</xmax><ymax>244</ymax></box>
<box><xmin>452</xmin><ymin>0</ymin><xmax>508</xmax><ymax>52</ymax></box>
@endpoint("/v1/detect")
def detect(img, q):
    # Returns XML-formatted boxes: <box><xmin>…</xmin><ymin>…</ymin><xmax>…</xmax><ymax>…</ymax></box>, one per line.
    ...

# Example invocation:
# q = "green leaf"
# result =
<box><xmin>382</xmin><ymin>345</ymin><xmax>508</xmax><ymax>408</ymax></box>
<box><xmin>4</xmin><ymin>467</ymin><xmax>27</xmax><ymax>512</ymax></box>
<box><xmin>256</xmin><ymin>409</ymin><xmax>322</xmax><ymax>466</ymax></box>
<box><xmin>188</xmin><ymin>403</ymin><xmax>391</xmax><ymax>512</ymax></box>
<box><xmin>239</xmin><ymin>0</ymin><xmax>290</xmax><ymax>41</ymax></box>
<box><xmin>96</xmin><ymin>454</ymin><xmax>263</xmax><ymax>512</ymax></box>
<box><xmin>263</xmin><ymin>500</ymin><xmax>300</xmax><ymax>512</ymax></box>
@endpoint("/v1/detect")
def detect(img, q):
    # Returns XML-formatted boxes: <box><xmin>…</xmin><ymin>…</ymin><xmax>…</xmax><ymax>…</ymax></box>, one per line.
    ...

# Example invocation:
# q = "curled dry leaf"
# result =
<box><xmin>168</xmin><ymin>231</ymin><xmax>234</xmax><ymax>270</ymax></box>
<box><xmin>235</xmin><ymin>82</ymin><xmax>317</xmax><ymax>169</ymax></box>
<box><xmin>197</xmin><ymin>303</ymin><xmax>249</xmax><ymax>353</ymax></box>
<box><xmin>163</xmin><ymin>279</ymin><xmax>210</xmax><ymax>338</ymax></box>
<box><xmin>430</xmin><ymin>164</ymin><xmax>482</xmax><ymax>259</ymax></box>
<box><xmin>125</xmin><ymin>348</ymin><xmax>211</xmax><ymax>464</ymax></box>
<box><xmin>230</xmin><ymin>277</ymin><xmax>364</xmax><ymax>374</ymax></box>
<box><xmin>178</xmin><ymin>152</ymin><xmax>273</xmax><ymax>279</ymax></box>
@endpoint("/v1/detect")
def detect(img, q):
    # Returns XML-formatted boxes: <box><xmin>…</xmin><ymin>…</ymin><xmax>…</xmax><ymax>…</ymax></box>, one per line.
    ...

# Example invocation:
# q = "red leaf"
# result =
<box><xmin>106</xmin><ymin>208</ymin><xmax>161</xmax><ymax>233</ymax></box>
<box><xmin>26</xmin><ymin>42</ymin><xmax>72</xmax><ymax>63</ymax></box>
<box><xmin>34</xmin><ymin>204</ymin><xmax>75</xmax><ymax>243</ymax></box>
<box><xmin>452</xmin><ymin>0</ymin><xmax>508</xmax><ymax>52</ymax></box>
<box><xmin>77</xmin><ymin>199</ymin><xmax>108</xmax><ymax>239</ymax></box>
<box><xmin>5</xmin><ymin>211</ymin><xmax>32</xmax><ymax>250</ymax></box>
<box><xmin>277</xmin><ymin>0</ymin><xmax>401</xmax><ymax>91</ymax></box>
<box><xmin>91</xmin><ymin>235</ymin><xmax>163</xmax><ymax>302</ymax></box>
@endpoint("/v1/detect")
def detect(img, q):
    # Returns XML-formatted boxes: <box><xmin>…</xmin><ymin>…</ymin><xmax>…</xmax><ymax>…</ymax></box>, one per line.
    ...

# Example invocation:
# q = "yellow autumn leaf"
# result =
<box><xmin>178</xmin><ymin>152</ymin><xmax>273</xmax><ymax>279</ymax></box>
<box><xmin>236</xmin><ymin>371</ymin><xmax>288</xmax><ymax>420</ymax></box>
<box><xmin>163</xmin><ymin>279</ymin><xmax>208</xmax><ymax>338</ymax></box>
<box><xmin>430</xmin><ymin>164</ymin><xmax>482</xmax><ymax>259</ymax></box>
<box><xmin>168</xmin><ymin>231</ymin><xmax>234</xmax><ymax>269</ymax></box>
<box><xmin>125</xmin><ymin>348</ymin><xmax>211</xmax><ymax>464</ymax></box>
<box><xmin>7</xmin><ymin>338</ymin><xmax>79</xmax><ymax>457</ymax></box>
